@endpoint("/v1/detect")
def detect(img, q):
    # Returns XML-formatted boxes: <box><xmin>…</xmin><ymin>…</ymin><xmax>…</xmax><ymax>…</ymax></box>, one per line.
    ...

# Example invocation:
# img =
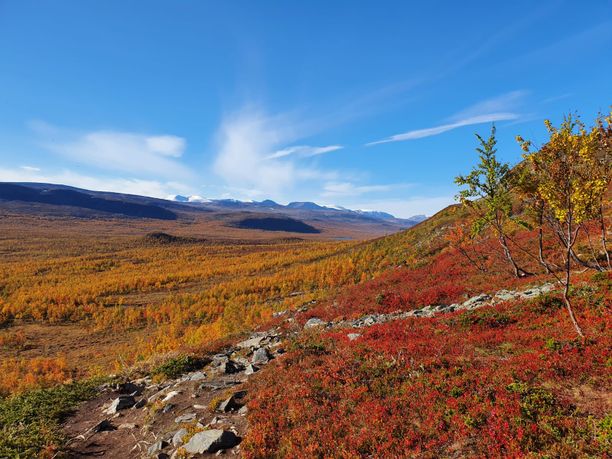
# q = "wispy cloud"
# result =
<box><xmin>366</xmin><ymin>91</ymin><xmax>526</xmax><ymax>146</ymax></box>
<box><xmin>266</xmin><ymin>144</ymin><xmax>342</xmax><ymax>160</ymax></box>
<box><xmin>212</xmin><ymin>107</ymin><xmax>339</xmax><ymax>199</ymax></box>
<box><xmin>20</xmin><ymin>165</ymin><xmax>41</xmax><ymax>172</ymax></box>
<box><xmin>31</xmin><ymin>122</ymin><xmax>191</xmax><ymax>179</ymax></box>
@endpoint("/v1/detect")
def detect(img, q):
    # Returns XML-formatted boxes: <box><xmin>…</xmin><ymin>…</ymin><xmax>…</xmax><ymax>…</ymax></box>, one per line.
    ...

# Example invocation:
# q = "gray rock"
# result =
<box><xmin>237</xmin><ymin>336</ymin><xmax>265</xmax><ymax>349</ymax></box>
<box><xmin>244</xmin><ymin>364</ymin><xmax>259</xmax><ymax>375</ymax></box>
<box><xmin>147</xmin><ymin>440</ymin><xmax>168</xmax><ymax>456</ymax></box>
<box><xmin>189</xmin><ymin>371</ymin><xmax>207</xmax><ymax>381</ymax></box>
<box><xmin>304</xmin><ymin>317</ymin><xmax>326</xmax><ymax>329</ymax></box>
<box><xmin>172</xmin><ymin>428</ymin><xmax>188</xmax><ymax>447</ymax></box>
<box><xmin>183</xmin><ymin>430</ymin><xmax>240</xmax><ymax>454</ymax></box>
<box><xmin>162</xmin><ymin>403</ymin><xmax>176</xmax><ymax>414</ymax></box>
<box><xmin>217</xmin><ymin>391</ymin><xmax>247</xmax><ymax>413</ymax></box>
<box><xmin>104</xmin><ymin>395</ymin><xmax>135</xmax><ymax>414</ymax></box>
<box><xmin>174</xmin><ymin>412</ymin><xmax>196</xmax><ymax>423</ymax></box>
<box><xmin>347</xmin><ymin>333</ymin><xmax>361</xmax><ymax>341</ymax></box>
<box><xmin>495</xmin><ymin>290</ymin><xmax>518</xmax><ymax>301</ymax></box>
<box><xmin>462</xmin><ymin>293</ymin><xmax>492</xmax><ymax>310</ymax></box>
<box><xmin>251</xmin><ymin>347</ymin><xmax>270</xmax><ymax>365</ymax></box>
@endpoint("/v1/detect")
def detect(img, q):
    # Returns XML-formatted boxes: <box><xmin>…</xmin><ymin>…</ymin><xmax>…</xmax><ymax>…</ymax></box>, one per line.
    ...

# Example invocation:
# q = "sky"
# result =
<box><xmin>0</xmin><ymin>1</ymin><xmax>611</xmax><ymax>217</ymax></box>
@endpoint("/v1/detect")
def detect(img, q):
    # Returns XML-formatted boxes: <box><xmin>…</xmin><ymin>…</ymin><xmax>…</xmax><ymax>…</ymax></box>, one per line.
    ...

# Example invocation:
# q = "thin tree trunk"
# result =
<box><xmin>600</xmin><ymin>204</ymin><xmax>611</xmax><ymax>270</ymax></box>
<box><xmin>498</xmin><ymin>230</ymin><xmax>531</xmax><ymax>277</ymax></box>
<box><xmin>563</xmin><ymin>216</ymin><xmax>585</xmax><ymax>338</ymax></box>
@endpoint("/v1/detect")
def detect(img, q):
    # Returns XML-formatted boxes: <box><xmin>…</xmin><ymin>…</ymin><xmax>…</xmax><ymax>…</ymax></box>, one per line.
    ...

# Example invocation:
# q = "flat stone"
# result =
<box><xmin>183</xmin><ymin>429</ymin><xmax>240</xmax><ymax>454</ymax></box>
<box><xmin>174</xmin><ymin>412</ymin><xmax>196</xmax><ymax>423</ymax></box>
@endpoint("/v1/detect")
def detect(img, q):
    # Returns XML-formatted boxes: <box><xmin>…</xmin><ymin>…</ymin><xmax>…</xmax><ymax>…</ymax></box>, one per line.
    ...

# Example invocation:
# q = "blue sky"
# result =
<box><xmin>0</xmin><ymin>1</ymin><xmax>611</xmax><ymax>217</ymax></box>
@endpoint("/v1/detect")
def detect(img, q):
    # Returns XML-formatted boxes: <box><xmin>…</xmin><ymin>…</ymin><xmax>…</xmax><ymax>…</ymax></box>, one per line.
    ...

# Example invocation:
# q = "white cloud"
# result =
<box><xmin>33</xmin><ymin>123</ymin><xmax>191</xmax><ymax>179</ymax></box>
<box><xmin>212</xmin><ymin>108</ymin><xmax>337</xmax><ymax>199</ymax></box>
<box><xmin>266</xmin><ymin>145</ymin><xmax>343</xmax><ymax>160</ymax></box>
<box><xmin>20</xmin><ymin>165</ymin><xmax>41</xmax><ymax>172</ymax></box>
<box><xmin>145</xmin><ymin>135</ymin><xmax>186</xmax><ymax>157</ymax></box>
<box><xmin>367</xmin><ymin>91</ymin><xmax>526</xmax><ymax>145</ymax></box>
<box><xmin>321</xmin><ymin>181</ymin><xmax>413</xmax><ymax>198</ymax></box>
<box><xmin>0</xmin><ymin>166</ymin><xmax>190</xmax><ymax>199</ymax></box>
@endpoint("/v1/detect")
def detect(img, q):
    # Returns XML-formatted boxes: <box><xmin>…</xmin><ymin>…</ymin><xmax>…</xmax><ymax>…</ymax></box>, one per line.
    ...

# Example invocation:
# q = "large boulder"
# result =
<box><xmin>183</xmin><ymin>429</ymin><xmax>239</xmax><ymax>454</ymax></box>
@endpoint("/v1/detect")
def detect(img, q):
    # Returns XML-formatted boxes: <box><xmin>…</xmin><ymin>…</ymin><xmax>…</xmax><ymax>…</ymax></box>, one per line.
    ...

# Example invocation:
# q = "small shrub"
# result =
<box><xmin>528</xmin><ymin>294</ymin><xmax>563</xmax><ymax>315</ymax></box>
<box><xmin>459</xmin><ymin>309</ymin><xmax>516</xmax><ymax>329</ymax></box>
<box><xmin>151</xmin><ymin>355</ymin><xmax>205</xmax><ymax>381</ymax></box>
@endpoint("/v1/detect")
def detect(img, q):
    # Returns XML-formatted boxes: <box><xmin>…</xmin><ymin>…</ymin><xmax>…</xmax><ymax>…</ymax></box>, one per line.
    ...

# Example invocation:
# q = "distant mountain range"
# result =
<box><xmin>0</xmin><ymin>182</ymin><xmax>427</xmax><ymax>237</ymax></box>
<box><xmin>168</xmin><ymin>194</ymin><xmax>426</xmax><ymax>226</ymax></box>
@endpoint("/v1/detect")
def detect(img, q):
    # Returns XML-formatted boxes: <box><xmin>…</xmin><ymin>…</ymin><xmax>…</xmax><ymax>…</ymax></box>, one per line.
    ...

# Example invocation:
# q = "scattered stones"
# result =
<box><xmin>104</xmin><ymin>395</ymin><xmax>136</xmax><ymax>414</ymax></box>
<box><xmin>183</xmin><ymin>429</ymin><xmax>240</xmax><ymax>454</ymax></box>
<box><xmin>193</xmin><ymin>404</ymin><xmax>207</xmax><ymax>410</ymax></box>
<box><xmin>174</xmin><ymin>412</ymin><xmax>196</xmax><ymax>423</ymax></box>
<box><xmin>462</xmin><ymin>293</ymin><xmax>492</xmax><ymax>310</ymax></box>
<box><xmin>304</xmin><ymin>317</ymin><xmax>326</xmax><ymax>328</ymax></box>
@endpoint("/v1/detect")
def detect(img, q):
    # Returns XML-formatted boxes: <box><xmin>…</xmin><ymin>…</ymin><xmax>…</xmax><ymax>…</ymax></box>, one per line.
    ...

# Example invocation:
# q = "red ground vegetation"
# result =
<box><xmin>244</xmin><ymin>270</ymin><xmax>610</xmax><ymax>458</ymax></box>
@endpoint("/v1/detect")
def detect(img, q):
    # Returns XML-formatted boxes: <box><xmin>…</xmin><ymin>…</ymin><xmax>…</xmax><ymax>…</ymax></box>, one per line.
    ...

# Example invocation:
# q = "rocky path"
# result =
<box><xmin>62</xmin><ymin>282</ymin><xmax>555</xmax><ymax>458</ymax></box>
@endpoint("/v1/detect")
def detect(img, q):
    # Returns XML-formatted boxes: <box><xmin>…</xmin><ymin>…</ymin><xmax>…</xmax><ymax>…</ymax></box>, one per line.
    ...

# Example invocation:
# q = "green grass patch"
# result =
<box><xmin>0</xmin><ymin>378</ymin><xmax>106</xmax><ymax>458</ymax></box>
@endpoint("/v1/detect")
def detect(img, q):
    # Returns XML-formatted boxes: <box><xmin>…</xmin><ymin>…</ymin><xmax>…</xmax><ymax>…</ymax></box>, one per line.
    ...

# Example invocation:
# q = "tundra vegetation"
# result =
<box><xmin>0</xmin><ymin>110</ymin><xmax>609</xmax><ymax>458</ymax></box>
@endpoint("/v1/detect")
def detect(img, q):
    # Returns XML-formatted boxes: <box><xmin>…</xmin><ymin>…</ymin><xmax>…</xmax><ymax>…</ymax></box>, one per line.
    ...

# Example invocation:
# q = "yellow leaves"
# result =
<box><xmin>517</xmin><ymin>112</ymin><xmax>611</xmax><ymax>225</ymax></box>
